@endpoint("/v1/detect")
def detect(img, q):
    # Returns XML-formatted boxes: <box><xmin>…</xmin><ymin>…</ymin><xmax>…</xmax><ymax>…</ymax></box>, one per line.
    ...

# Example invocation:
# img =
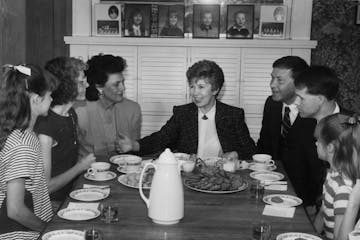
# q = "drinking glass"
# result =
<box><xmin>85</xmin><ymin>227</ymin><xmax>102</xmax><ymax>240</ymax></box>
<box><xmin>252</xmin><ymin>221</ymin><xmax>271</xmax><ymax>240</ymax></box>
<box><xmin>100</xmin><ymin>204</ymin><xmax>118</xmax><ymax>223</ymax></box>
<box><xmin>249</xmin><ymin>180</ymin><xmax>265</xmax><ymax>201</ymax></box>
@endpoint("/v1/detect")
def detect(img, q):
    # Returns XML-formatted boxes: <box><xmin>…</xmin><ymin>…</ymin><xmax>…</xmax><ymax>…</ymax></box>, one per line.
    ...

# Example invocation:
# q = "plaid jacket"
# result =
<box><xmin>138</xmin><ymin>101</ymin><xmax>256</xmax><ymax>159</ymax></box>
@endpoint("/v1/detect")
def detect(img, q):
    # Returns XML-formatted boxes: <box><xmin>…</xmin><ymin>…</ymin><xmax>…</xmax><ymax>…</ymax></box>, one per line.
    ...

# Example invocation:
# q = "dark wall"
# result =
<box><xmin>311</xmin><ymin>0</ymin><xmax>360</xmax><ymax>113</ymax></box>
<box><xmin>26</xmin><ymin>0</ymin><xmax>72</xmax><ymax>67</ymax></box>
<box><xmin>0</xmin><ymin>0</ymin><xmax>26</xmax><ymax>68</ymax></box>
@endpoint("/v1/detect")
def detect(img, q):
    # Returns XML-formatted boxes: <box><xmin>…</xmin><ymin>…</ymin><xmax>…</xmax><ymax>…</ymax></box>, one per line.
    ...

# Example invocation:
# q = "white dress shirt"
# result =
<box><xmin>197</xmin><ymin>103</ymin><xmax>222</xmax><ymax>158</ymax></box>
<box><xmin>282</xmin><ymin>103</ymin><xmax>298</xmax><ymax>125</ymax></box>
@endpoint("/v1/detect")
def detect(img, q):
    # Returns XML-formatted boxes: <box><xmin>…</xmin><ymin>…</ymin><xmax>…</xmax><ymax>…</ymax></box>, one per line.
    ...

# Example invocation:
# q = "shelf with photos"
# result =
<box><xmin>91</xmin><ymin>0</ymin><xmax>299</xmax><ymax>40</ymax></box>
<box><xmin>64</xmin><ymin>36</ymin><xmax>317</xmax><ymax>49</ymax></box>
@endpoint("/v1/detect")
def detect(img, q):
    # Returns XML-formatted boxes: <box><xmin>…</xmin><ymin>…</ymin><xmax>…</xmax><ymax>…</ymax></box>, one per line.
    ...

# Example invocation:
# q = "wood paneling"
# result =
<box><xmin>0</xmin><ymin>0</ymin><xmax>26</xmax><ymax>68</ymax></box>
<box><xmin>26</xmin><ymin>0</ymin><xmax>72</xmax><ymax>66</ymax></box>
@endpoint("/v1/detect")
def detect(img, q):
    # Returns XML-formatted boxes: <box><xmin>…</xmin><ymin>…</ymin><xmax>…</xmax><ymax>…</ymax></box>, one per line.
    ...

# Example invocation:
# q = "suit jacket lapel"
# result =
<box><xmin>188</xmin><ymin>103</ymin><xmax>199</xmax><ymax>153</ymax></box>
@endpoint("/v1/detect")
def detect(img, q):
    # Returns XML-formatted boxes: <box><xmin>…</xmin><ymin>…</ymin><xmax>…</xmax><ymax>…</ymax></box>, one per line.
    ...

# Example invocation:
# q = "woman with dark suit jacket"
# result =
<box><xmin>117</xmin><ymin>60</ymin><xmax>256</xmax><ymax>160</ymax></box>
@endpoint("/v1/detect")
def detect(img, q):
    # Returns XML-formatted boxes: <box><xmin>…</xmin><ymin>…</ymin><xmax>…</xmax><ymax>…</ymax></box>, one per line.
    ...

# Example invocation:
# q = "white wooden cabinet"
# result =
<box><xmin>65</xmin><ymin>37</ymin><xmax>316</xmax><ymax>140</ymax></box>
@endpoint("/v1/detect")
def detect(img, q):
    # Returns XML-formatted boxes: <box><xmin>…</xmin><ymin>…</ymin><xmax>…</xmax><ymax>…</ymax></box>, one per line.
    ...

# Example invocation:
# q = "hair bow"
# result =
<box><xmin>3</xmin><ymin>64</ymin><xmax>31</xmax><ymax>76</ymax></box>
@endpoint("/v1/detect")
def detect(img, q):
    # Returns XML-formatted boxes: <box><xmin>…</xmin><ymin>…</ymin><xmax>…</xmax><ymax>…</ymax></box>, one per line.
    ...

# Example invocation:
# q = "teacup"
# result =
<box><xmin>222</xmin><ymin>160</ymin><xmax>236</xmax><ymax>172</ymax></box>
<box><xmin>252</xmin><ymin>154</ymin><xmax>274</xmax><ymax>166</ymax></box>
<box><xmin>123</xmin><ymin>155</ymin><xmax>142</xmax><ymax>173</ymax></box>
<box><xmin>87</xmin><ymin>162</ymin><xmax>111</xmax><ymax>179</ymax></box>
<box><xmin>181</xmin><ymin>160</ymin><xmax>195</xmax><ymax>173</ymax></box>
<box><xmin>349</xmin><ymin>230</ymin><xmax>360</xmax><ymax>240</ymax></box>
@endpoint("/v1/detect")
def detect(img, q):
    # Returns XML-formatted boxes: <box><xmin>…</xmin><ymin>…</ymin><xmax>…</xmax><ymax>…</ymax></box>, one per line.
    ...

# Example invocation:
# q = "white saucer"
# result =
<box><xmin>57</xmin><ymin>208</ymin><xmax>100</xmax><ymax>221</ymax></box>
<box><xmin>42</xmin><ymin>229</ymin><xmax>85</xmax><ymax>240</ymax></box>
<box><xmin>84</xmin><ymin>171</ymin><xmax>117</xmax><ymax>181</ymax></box>
<box><xmin>249</xmin><ymin>163</ymin><xmax>277</xmax><ymax>171</ymax></box>
<box><xmin>249</xmin><ymin>171</ymin><xmax>284</xmax><ymax>182</ymax></box>
<box><xmin>69</xmin><ymin>188</ymin><xmax>109</xmax><ymax>201</ymax></box>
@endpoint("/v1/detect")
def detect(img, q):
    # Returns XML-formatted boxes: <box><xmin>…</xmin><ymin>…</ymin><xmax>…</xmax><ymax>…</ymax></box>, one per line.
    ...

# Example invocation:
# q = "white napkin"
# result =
<box><xmin>265</xmin><ymin>184</ymin><xmax>288</xmax><ymax>191</ymax></box>
<box><xmin>67</xmin><ymin>202</ymin><xmax>100</xmax><ymax>210</ymax></box>
<box><xmin>83</xmin><ymin>184</ymin><xmax>110</xmax><ymax>195</ymax></box>
<box><xmin>262</xmin><ymin>205</ymin><xmax>295</xmax><ymax>218</ymax></box>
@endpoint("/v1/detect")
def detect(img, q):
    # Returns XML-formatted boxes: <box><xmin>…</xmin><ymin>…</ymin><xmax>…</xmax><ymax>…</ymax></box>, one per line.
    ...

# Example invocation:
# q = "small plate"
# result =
<box><xmin>276</xmin><ymin>232</ymin><xmax>322</xmax><ymax>240</ymax></box>
<box><xmin>42</xmin><ymin>229</ymin><xmax>85</xmax><ymax>240</ymax></box>
<box><xmin>84</xmin><ymin>171</ymin><xmax>117</xmax><ymax>181</ymax></box>
<box><xmin>250</xmin><ymin>171</ymin><xmax>284</xmax><ymax>182</ymax></box>
<box><xmin>117</xmin><ymin>174</ymin><xmax>151</xmax><ymax>189</ymax></box>
<box><xmin>249</xmin><ymin>163</ymin><xmax>277</xmax><ymax>171</ymax></box>
<box><xmin>69</xmin><ymin>188</ymin><xmax>109</xmax><ymax>201</ymax></box>
<box><xmin>263</xmin><ymin>194</ymin><xmax>303</xmax><ymax>207</ymax></box>
<box><xmin>57</xmin><ymin>208</ymin><xmax>100</xmax><ymax>221</ymax></box>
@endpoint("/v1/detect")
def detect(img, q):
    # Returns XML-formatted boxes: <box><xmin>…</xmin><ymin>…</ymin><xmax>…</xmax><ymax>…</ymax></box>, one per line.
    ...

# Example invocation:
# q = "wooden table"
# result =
<box><xmin>42</xmin><ymin>157</ymin><xmax>318</xmax><ymax>240</ymax></box>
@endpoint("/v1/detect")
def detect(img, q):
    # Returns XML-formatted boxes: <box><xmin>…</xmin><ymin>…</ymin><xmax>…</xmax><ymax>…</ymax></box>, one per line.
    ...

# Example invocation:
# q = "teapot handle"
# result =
<box><xmin>139</xmin><ymin>162</ymin><xmax>156</xmax><ymax>208</ymax></box>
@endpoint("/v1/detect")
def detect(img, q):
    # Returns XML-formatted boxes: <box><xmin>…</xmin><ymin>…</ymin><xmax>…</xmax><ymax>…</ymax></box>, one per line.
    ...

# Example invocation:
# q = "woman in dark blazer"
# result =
<box><xmin>118</xmin><ymin>60</ymin><xmax>256</xmax><ymax>160</ymax></box>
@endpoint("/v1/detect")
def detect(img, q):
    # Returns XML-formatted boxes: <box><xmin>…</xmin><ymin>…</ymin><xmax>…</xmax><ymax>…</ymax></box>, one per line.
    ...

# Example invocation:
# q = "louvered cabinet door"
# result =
<box><xmin>138</xmin><ymin>47</ymin><xmax>187</xmax><ymax>137</ymax></box>
<box><xmin>189</xmin><ymin>47</ymin><xmax>242</xmax><ymax>107</ymax></box>
<box><xmin>88</xmin><ymin>46</ymin><xmax>138</xmax><ymax>102</ymax></box>
<box><xmin>241</xmin><ymin>48</ymin><xmax>291</xmax><ymax>141</ymax></box>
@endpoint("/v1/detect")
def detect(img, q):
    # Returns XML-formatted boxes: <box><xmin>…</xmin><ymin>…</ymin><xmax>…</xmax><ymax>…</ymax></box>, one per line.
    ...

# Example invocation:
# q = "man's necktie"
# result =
<box><xmin>281</xmin><ymin>106</ymin><xmax>291</xmax><ymax>138</ymax></box>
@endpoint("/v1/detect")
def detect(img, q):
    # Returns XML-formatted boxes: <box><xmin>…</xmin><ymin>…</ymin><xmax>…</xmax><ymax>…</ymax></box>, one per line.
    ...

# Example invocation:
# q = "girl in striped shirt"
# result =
<box><xmin>0</xmin><ymin>65</ymin><xmax>57</xmax><ymax>240</ymax></box>
<box><xmin>313</xmin><ymin>113</ymin><xmax>360</xmax><ymax>240</ymax></box>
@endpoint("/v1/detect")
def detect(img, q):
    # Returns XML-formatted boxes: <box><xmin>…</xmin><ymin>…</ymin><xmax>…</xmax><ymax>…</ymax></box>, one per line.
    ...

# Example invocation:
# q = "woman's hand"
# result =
<box><xmin>116</xmin><ymin>134</ymin><xmax>139</xmax><ymax>153</ymax></box>
<box><xmin>76</xmin><ymin>153</ymin><xmax>96</xmax><ymax>172</ymax></box>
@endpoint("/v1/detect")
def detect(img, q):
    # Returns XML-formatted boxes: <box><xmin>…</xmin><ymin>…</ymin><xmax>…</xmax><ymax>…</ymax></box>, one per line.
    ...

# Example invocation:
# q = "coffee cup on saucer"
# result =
<box><xmin>252</xmin><ymin>154</ymin><xmax>274</xmax><ymax>166</ymax></box>
<box><xmin>123</xmin><ymin>155</ymin><xmax>142</xmax><ymax>173</ymax></box>
<box><xmin>87</xmin><ymin>162</ymin><xmax>111</xmax><ymax>179</ymax></box>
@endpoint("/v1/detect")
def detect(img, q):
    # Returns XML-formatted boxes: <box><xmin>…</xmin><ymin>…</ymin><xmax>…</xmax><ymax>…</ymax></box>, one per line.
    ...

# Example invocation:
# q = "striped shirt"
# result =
<box><xmin>322</xmin><ymin>170</ymin><xmax>353</xmax><ymax>240</ymax></box>
<box><xmin>0</xmin><ymin>129</ymin><xmax>53</xmax><ymax>240</ymax></box>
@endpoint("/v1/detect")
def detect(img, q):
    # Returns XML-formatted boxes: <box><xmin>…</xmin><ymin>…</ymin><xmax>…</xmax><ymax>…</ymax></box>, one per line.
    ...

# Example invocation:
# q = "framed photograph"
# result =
<box><xmin>356</xmin><ymin>3</ymin><xmax>360</xmax><ymax>25</ymax></box>
<box><xmin>226</xmin><ymin>5</ymin><xmax>254</xmax><ymax>39</ymax></box>
<box><xmin>259</xmin><ymin>5</ymin><xmax>287</xmax><ymax>39</ymax></box>
<box><xmin>124</xmin><ymin>4</ymin><xmax>151</xmax><ymax>37</ymax></box>
<box><xmin>192</xmin><ymin>4</ymin><xmax>220</xmax><ymax>39</ymax></box>
<box><xmin>93</xmin><ymin>4</ymin><xmax>121</xmax><ymax>36</ymax></box>
<box><xmin>158</xmin><ymin>5</ymin><xmax>185</xmax><ymax>38</ymax></box>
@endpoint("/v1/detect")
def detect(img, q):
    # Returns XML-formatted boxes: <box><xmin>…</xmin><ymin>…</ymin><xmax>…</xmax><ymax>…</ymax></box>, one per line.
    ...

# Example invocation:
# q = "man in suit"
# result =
<box><xmin>117</xmin><ymin>60</ymin><xmax>256</xmax><ymax>160</ymax></box>
<box><xmin>257</xmin><ymin>56</ymin><xmax>324</xmax><ymax>209</ymax></box>
<box><xmin>294</xmin><ymin>65</ymin><xmax>351</xmax><ymax>121</ymax></box>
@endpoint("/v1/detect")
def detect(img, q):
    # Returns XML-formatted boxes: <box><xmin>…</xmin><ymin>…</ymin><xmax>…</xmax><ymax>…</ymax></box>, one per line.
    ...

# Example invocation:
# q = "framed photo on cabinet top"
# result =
<box><xmin>192</xmin><ymin>4</ymin><xmax>220</xmax><ymax>39</ymax></box>
<box><xmin>158</xmin><ymin>4</ymin><xmax>185</xmax><ymax>38</ymax></box>
<box><xmin>124</xmin><ymin>4</ymin><xmax>151</xmax><ymax>37</ymax></box>
<box><xmin>93</xmin><ymin>3</ymin><xmax>121</xmax><ymax>36</ymax></box>
<box><xmin>226</xmin><ymin>5</ymin><xmax>254</xmax><ymax>39</ymax></box>
<box><xmin>259</xmin><ymin>5</ymin><xmax>287</xmax><ymax>39</ymax></box>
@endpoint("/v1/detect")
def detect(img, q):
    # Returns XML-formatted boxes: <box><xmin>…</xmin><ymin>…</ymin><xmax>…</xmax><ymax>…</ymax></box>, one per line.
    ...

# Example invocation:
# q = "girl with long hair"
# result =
<box><xmin>313</xmin><ymin>113</ymin><xmax>360</xmax><ymax>240</ymax></box>
<box><xmin>0</xmin><ymin>65</ymin><xmax>57</xmax><ymax>239</ymax></box>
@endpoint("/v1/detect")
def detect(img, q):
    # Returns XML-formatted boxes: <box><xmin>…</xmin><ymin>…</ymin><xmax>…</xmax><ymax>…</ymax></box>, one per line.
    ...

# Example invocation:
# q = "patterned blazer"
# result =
<box><xmin>138</xmin><ymin>101</ymin><xmax>256</xmax><ymax>159</ymax></box>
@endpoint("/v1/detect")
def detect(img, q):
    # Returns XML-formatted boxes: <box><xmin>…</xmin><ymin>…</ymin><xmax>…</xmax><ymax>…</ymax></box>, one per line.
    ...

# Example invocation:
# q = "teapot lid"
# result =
<box><xmin>157</xmin><ymin>148</ymin><xmax>177</xmax><ymax>164</ymax></box>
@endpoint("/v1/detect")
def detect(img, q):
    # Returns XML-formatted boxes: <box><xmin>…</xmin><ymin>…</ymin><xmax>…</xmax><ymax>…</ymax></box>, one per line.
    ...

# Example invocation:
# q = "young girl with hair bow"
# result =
<box><xmin>0</xmin><ymin>64</ymin><xmax>57</xmax><ymax>239</ymax></box>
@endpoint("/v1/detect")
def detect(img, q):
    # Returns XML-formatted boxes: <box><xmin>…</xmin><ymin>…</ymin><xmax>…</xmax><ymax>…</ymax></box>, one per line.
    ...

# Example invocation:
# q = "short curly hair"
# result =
<box><xmin>85</xmin><ymin>54</ymin><xmax>127</xmax><ymax>101</ymax></box>
<box><xmin>186</xmin><ymin>60</ymin><xmax>224</xmax><ymax>94</ymax></box>
<box><xmin>45</xmin><ymin>57</ymin><xmax>87</xmax><ymax>106</ymax></box>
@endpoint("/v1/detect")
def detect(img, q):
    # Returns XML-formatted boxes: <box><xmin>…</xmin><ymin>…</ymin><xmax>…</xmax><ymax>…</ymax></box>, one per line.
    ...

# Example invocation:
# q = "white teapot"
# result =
<box><xmin>139</xmin><ymin>148</ymin><xmax>184</xmax><ymax>225</ymax></box>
